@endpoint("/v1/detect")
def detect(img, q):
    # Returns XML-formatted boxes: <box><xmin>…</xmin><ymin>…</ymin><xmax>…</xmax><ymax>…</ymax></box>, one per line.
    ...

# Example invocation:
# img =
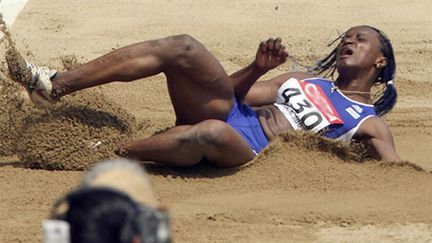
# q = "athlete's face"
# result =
<box><xmin>336</xmin><ymin>26</ymin><xmax>386</xmax><ymax>73</ymax></box>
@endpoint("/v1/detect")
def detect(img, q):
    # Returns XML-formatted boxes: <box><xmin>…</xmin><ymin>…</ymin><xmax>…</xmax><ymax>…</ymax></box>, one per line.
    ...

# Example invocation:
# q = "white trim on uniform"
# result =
<box><xmin>335</xmin><ymin>89</ymin><xmax>375</xmax><ymax>107</ymax></box>
<box><xmin>336</xmin><ymin>115</ymin><xmax>375</xmax><ymax>142</ymax></box>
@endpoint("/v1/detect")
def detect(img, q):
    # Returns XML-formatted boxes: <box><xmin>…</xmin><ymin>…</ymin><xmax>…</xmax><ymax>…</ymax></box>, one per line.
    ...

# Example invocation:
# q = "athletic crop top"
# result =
<box><xmin>273</xmin><ymin>77</ymin><xmax>376</xmax><ymax>141</ymax></box>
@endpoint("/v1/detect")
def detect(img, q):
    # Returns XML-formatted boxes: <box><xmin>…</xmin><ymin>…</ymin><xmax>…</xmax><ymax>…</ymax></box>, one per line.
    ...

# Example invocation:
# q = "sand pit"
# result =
<box><xmin>0</xmin><ymin>22</ymin><xmax>138</xmax><ymax>170</ymax></box>
<box><xmin>0</xmin><ymin>58</ymin><xmax>36</xmax><ymax>157</ymax></box>
<box><xmin>149</xmin><ymin>132</ymin><xmax>432</xmax><ymax>242</ymax></box>
<box><xmin>0</xmin><ymin>60</ymin><xmax>139</xmax><ymax>171</ymax></box>
<box><xmin>0</xmin><ymin>72</ymin><xmax>27</xmax><ymax>156</ymax></box>
<box><xmin>0</xmin><ymin>14</ymin><xmax>26</xmax><ymax>156</ymax></box>
<box><xmin>1</xmin><ymin>0</ymin><xmax>432</xmax><ymax>242</ymax></box>
<box><xmin>16</xmin><ymin>90</ymin><xmax>138</xmax><ymax>170</ymax></box>
<box><xmin>0</xmin><ymin>65</ymin><xmax>138</xmax><ymax>170</ymax></box>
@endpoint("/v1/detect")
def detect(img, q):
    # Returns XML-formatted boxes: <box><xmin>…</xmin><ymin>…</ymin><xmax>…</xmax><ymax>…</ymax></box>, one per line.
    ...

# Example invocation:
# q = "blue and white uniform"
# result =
<box><xmin>274</xmin><ymin>77</ymin><xmax>376</xmax><ymax>141</ymax></box>
<box><xmin>226</xmin><ymin>100</ymin><xmax>269</xmax><ymax>155</ymax></box>
<box><xmin>226</xmin><ymin>77</ymin><xmax>376</xmax><ymax>156</ymax></box>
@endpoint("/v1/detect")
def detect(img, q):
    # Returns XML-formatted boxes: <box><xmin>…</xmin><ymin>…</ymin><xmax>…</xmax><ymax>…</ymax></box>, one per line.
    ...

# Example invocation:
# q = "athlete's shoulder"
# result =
<box><xmin>280</xmin><ymin>72</ymin><xmax>315</xmax><ymax>81</ymax></box>
<box><xmin>302</xmin><ymin>77</ymin><xmax>333</xmax><ymax>83</ymax></box>
<box><xmin>270</xmin><ymin>72</ymin><xmax>316</xmax><ymax>88</ymax></box>
<box><xmin>277</xmin><ymin>73</ymin><xmax>333</xmax><ymax>91</ymax></box>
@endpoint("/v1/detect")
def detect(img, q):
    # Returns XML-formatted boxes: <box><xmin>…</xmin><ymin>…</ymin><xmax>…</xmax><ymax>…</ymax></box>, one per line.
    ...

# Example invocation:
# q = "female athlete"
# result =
<box><xmin>11</xmin><ymin>25</ymin><xmax>400</xmax><ymax>167</ymax></box>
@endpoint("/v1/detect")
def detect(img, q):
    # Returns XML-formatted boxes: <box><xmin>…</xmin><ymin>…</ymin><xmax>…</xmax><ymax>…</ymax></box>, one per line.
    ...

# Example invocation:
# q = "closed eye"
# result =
<box><xmin>356</xmin><ymin>33</ymin><xmax>369</xmax><ymax>42</ymax></box>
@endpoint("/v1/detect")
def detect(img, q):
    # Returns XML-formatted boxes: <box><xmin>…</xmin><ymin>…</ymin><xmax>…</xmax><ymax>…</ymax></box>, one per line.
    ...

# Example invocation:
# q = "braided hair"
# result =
<box><xmin>308</xmin><ymin>26</ymin><xmax>397</xmax><ymax>116</ymax></box>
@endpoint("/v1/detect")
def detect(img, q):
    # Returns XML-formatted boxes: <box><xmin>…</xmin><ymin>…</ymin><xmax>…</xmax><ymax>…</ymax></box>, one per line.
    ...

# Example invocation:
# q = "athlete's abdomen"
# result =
<box><xmin>255</xmin><ymin>105</ymin><xmax>294</xmax><ymax>140</ymax></box>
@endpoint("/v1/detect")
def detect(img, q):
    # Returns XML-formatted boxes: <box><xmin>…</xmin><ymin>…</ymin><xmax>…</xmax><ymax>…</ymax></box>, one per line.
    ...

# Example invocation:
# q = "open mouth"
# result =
<box><xmin>340</xmin><ymin>47</ymin><xmax>353</xmax><ymax>57</ymax></box>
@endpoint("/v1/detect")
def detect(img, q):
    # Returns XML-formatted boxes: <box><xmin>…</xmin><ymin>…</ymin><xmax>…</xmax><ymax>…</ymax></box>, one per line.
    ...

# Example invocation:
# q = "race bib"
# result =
<box><xmin>275</xmin><ymin>78</ymin><xmax>343</xmax><ymax>132</ymax></box>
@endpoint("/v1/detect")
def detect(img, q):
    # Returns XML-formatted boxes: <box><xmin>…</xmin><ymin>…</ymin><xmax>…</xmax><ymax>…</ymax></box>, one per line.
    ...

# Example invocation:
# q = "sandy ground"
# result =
<box><xmin>1</xmin><ymin>0</ymin><xmax>432</xmax><ymax>242</ymax></box>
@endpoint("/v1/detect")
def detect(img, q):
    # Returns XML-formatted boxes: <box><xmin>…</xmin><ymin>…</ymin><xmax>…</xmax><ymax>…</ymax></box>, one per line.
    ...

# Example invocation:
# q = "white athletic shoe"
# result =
<box><xmin>22</xmin><ymin>60</ymin><xmax>58</xmax><ymax>107</ymax></box>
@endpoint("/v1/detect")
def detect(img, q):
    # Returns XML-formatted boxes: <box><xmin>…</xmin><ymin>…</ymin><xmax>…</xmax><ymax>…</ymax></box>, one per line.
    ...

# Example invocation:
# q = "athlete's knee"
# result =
<box><xmin>163</xmin><ymin>34</ymin><xmax>202</xmax><ymax>69</ymax></box>
<box><xmin>193</xmin><ymin>120</ymin><xmax>230</xmax><ymax>147</ymax></box>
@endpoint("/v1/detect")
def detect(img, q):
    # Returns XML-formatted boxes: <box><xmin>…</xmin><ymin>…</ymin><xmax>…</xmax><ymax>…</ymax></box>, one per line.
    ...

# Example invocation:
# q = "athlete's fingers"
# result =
<box><xmin>282</xmin><ymin>50</ymin><xmax>289</xmax><ymax>60</ymax></box>
<box><xmin>274</xmin><ymin>37</ymin><xmax>282</xmax><ymax>52</ymax></box>
<box><xmin>259</xmin><ymin>41</ymin><xmax>267</xmax><ymax>53</ymax></box>
<box><xmin>280</xmin><ymin>52</ymin><xmax>288</xmax><ymax>63</ymax></box>
<box><xmin>266</xmin><ymin>38</ymin><xmax>275</xmax><ymax>52</ymax></box>
<box><xmin>278</xmin><ymin>45</ymin><xmax>286</xmax><ymax>56</ymax></box>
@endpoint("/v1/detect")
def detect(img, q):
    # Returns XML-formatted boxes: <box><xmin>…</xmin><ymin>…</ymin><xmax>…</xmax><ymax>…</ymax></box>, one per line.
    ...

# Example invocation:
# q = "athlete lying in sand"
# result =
<box><xmin>9</xmin><ymin>25</ymin><xmax>400</xmax><ymax>167</ymax></box>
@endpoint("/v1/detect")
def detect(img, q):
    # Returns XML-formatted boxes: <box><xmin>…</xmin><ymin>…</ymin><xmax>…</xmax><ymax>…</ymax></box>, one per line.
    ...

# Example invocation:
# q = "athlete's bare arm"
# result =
<box><xmin>243</xmin><ymin>71</ymin><xmax>314</xmax><ymax>107</ymax></box>
<box><xmin>356</xmin><ymin>117</ymin><xmax>400</xmax><ymax>161</ymax></box>
<box><xmin>230</xmin><ymin>38</ymin><xmax>288</xmax><ymax>100</ymax></box>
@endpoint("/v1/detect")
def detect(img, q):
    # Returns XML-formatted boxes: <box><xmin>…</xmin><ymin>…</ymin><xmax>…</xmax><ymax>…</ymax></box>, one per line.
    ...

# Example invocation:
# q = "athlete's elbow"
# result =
<box><xmin>378</xmin><ymin>150</ymin><xmax>401</xmax><ymax>162</ymax></box>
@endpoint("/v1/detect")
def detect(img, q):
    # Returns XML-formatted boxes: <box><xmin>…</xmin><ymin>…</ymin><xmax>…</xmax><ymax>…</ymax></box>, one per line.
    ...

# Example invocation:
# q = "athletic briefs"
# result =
<box><xmin>226</xmin><ymin>100</ymin><xmax>269</xmax><ymax>155</ymax></box>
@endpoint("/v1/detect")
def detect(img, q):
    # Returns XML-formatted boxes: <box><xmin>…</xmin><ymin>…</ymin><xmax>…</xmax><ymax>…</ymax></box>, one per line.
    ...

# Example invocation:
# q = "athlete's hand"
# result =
<box><xmin>254</xmin><ymin>37</ymin><xmax>288</xmax><ymax>72</ymax></box>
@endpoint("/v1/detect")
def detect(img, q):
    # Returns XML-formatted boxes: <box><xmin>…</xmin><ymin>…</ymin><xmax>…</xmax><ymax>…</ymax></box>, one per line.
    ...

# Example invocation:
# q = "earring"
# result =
<box><xmin>376</xmin><ymin>63</ymin><xmax>387</xmax><ymax>69</ymax></box>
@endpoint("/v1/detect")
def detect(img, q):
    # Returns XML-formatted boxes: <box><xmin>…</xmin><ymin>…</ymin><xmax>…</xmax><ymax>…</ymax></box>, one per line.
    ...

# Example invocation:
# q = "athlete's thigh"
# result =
<box><xmin>166</xmin><ymin>74</ymin><xmax>234</xmax><ymax>125</ymax></box>
<box><xmin>164</xmin><ymin>36</ymin><xmax>235</xmax><ymax>125</ymax></box>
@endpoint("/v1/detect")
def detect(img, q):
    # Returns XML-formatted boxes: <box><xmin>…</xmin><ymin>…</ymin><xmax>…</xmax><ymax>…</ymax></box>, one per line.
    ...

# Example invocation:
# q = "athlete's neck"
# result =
<box><xmin>336</xmin><ymin>67</ymin><xmax>378</xmax><ymax>92</ymax></box>
<box><xmin>334</xmin><ymin>78</ymin><xmax>372</xmax><ymax>104</ymax></box>
<box><xmin>336</xmin><ymin>87</ymin><xmax>372</xmax><ymax>103</ymax></box>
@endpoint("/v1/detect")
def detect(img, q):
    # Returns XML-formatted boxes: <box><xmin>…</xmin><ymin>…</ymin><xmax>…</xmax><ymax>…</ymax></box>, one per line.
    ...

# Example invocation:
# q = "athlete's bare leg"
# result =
<box><xmin>116</xmin><ymin>120</ymin><xmax>255</xmax><ymax>167</ymax></box>
<box><xmin>52</xmin><ymin>34</ymin><xmax>234</xmax><ymax>124</ymax></box>
<box><xmin>50</xmin><ymin>35</ymin><xmax>255</xmax><ymax>166</ymax></box>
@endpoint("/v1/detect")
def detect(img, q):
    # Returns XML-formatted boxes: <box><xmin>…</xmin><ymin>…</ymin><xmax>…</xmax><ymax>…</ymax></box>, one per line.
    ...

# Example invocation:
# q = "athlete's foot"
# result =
<box><xmin>8</xmin><ymin>58</ymin><xmax>58</xmax><ymax>107</ymax></box>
